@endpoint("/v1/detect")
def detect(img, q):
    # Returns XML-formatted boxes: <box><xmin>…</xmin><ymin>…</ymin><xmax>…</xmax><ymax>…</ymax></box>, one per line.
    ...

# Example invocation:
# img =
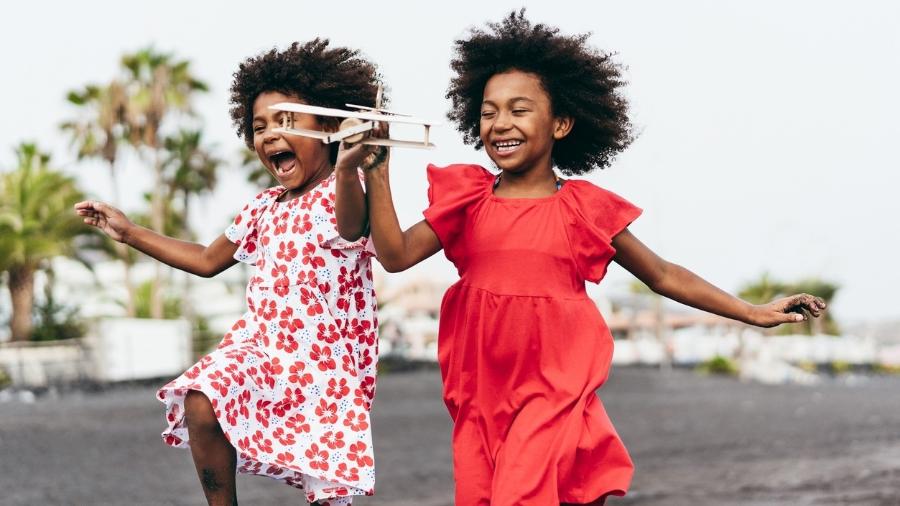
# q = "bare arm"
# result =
<box><xmin>75</xmin><ymin>200</ymin><xmax>238</xmax><ymax>278</ymax></box>
<box><xmin>363</xmin><ymin>161</ymin><xmax>442</xmax><ymax>273</ymax></box>
<box><xmin>612</xmin><ymin>229</ymin><xmax>826</xmax><ymax>327</ymax></box>
<box><xmin>334</xmin><ymin>140</ymin><xmax>374</xmax><ymax>241</ymax></box>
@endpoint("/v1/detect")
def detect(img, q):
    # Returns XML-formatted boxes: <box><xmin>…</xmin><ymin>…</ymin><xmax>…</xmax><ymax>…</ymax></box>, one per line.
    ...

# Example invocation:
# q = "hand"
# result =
<box><xmin>74</xmin><ymin>200</ymin><xmax>133</xmax><ymax>243</ymax></box>
<box><xmin>335</xmin><ymin>121</ymin><xmax>390</xmax><ymax>174</ymax></box>
<box><xmin>748</xmin><ymin>293</ymin><xmax>827</xmax><ymax>328</ymax></box>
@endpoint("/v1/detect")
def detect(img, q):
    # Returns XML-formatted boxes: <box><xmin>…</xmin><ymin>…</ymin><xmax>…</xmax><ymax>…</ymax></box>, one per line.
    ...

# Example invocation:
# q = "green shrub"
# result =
<box><xmin>0</xmin><ymin>367</ymin><xmax>11</xmax><ymax>389</ymax></box>
<box><xmin>697</xmin><ymin>355</ymin><xmax>740</xmax><ymax>376</ymax></box>
<box><xmin>30</xmin><ymin>286</ymin><xmax>85</xmax><ymax>341</ymax></box>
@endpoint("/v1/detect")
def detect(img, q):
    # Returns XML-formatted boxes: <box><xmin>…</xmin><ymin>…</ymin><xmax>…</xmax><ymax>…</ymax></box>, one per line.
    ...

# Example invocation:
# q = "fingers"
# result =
<box><xmin>74</xmin><ymin>200</ymin><xmax>109</xmax><ymax>213</ymax></box>
<box><xmin>372</xmin><ymin>120</ymin><xmax>390</xmax><ymax>139</ymax></box>
<box><xmin>789</xmin><ymin>293</ymin><xmax>826</xmax><ymax>317</ymax></box>
<box><xmin>779</xmin><ymin>293</ymin><xmax>827</xmax><ymax>322</ymax></box>
<box><xmin>360</xmin><ymin>146</ymin><xmax>389</xmax><ymax>171</ymax></box>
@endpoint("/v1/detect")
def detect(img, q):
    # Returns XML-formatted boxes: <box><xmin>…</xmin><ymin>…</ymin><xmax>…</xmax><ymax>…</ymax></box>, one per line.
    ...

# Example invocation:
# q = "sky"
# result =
<box><xmin>2</xmin><ymin>0</ymin><xmax>898</xmax><ymax>323</ymax></box>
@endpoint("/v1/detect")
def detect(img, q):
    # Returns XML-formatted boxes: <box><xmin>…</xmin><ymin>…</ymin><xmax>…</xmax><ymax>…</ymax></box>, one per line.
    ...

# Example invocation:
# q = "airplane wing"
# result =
<box><xmin>271</xmin><ymin>126</ymin><xmax>331</xmax><ymax>141</ymax></box>
<box><xmin>270</xmin><ymin>102</ymin><xmax>440</xmax><ymax>126</ymax></box>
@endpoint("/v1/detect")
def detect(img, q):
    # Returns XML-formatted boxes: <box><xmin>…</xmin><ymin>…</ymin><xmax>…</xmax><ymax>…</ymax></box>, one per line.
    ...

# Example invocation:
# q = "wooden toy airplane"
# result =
<box><xmin>269</xmin><ymin>86</ymin><xmax>437</xmax><ymax>149</ymax></box>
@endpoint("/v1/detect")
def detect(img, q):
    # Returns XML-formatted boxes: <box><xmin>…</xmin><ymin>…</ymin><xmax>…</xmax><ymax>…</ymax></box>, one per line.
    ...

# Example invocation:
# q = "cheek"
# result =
<box><xmin>479</xmin><ymin>120</ymin><xmax>491</xmax><ymax>142</ymax></box>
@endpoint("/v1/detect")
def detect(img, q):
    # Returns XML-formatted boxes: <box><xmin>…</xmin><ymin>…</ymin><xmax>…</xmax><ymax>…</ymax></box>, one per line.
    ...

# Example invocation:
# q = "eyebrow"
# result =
<box><xmin>252</xmin><ymin>110</ymin><xmax>284</xmax><ymax>123</ymax></box>
<box><xmin>482</xmin><ymin>97</ymin><xmax>536</xmax><ymax>107</ymax></box>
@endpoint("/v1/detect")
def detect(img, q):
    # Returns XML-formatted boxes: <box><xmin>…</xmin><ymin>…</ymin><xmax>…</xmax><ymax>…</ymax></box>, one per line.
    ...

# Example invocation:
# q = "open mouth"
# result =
<box><xmin>492</xmin><ymin>140</ymin><xmax>523</xmax><ymax>154</ymax></box>
<box><xmin>268</xmin><ymin>150</ymin><xmax>297</xmax><ymax>176</ymax></box>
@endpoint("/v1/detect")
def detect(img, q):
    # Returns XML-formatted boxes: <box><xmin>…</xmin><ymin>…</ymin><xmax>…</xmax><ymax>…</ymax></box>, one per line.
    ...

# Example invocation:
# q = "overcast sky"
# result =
<box><xmin>2</xmin><ymin>1</ymin><xmax>898</xmax><ymax>323</ymax></box>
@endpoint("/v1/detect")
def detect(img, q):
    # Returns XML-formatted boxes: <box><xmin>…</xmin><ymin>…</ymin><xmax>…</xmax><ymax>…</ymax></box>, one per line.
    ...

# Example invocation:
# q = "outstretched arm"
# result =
<box><xmin>612</xmin><ymin>229</ymin><xmax>826</xmax><ymax>327</ymax></box>
<box><xmin>362</xmin><ymin>159</ymin><xmax>442</xmax><ymax>273</ymax></box>
<box><xmin>75</xmin><ymin>201</ymin><xmax>238</xmax><ymax>278</ymax></box>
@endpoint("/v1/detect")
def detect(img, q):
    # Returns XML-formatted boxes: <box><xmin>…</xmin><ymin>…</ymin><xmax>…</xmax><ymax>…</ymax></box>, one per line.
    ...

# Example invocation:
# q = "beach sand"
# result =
<box><xmin>0</xmin><ymin>367</ymin><xmax>897</xmax><ymax>505</ymax></box>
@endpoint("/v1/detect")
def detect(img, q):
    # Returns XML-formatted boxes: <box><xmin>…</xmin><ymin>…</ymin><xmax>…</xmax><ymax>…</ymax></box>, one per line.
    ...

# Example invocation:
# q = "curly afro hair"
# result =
<box><xmin>447</xmin><ymin>10</ymin><xmax>633</xmax><ymax>175</ymax></box>
<box><xmin>229</xmin><ymin>39</ymin><xmax>384</xmax><ymax>163</ymax></box>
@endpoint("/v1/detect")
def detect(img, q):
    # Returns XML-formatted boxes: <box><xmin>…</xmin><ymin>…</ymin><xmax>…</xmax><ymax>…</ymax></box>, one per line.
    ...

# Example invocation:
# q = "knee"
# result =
<box><xmin>184</xmin><ymin>390</ymin><xmax>220</xmax><ymax>433</ymax></box>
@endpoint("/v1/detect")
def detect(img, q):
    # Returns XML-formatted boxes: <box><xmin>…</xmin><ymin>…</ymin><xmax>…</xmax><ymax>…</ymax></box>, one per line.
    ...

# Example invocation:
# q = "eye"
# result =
<box><xmin>512</xmin><ymin>109</ymin><xmax>529</xmax><ymax>115</ymax></box>
<box><xmin>480</xmin><ymin>110</ymin><xmax>496</xmax><ymax>119</ymax></box>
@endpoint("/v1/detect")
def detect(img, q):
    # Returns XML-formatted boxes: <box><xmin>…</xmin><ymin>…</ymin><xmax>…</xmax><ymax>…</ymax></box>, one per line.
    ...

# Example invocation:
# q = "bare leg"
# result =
<box><xmin>185</xmin><ymin>390</ymin><xmax>238</xmax><ymax>506</ymax></box>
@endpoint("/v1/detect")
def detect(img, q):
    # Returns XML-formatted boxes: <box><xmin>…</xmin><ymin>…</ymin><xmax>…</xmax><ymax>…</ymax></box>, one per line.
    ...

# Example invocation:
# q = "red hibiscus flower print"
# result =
<box><xmin>292</xmin><ymin>214</ymin><xmax>313</xmax><ymax>235</ymax></box>
<box><xmin>343</xmin><ymin>410</ymin><xmax>369</xmax><ymax>432</ymax></box>
<box><xmin>316</xmin><ymin>323</ymin><xmax>340</xmax><ymax>344</ymax></box>
<box><xmin>336</xmin><ymin>463</ymin><xmax>360</xmax><ymax>482</ymax></box>
<box><xmin>272</xmin><ymin>427</ymin><xmax>296</xmax><ymax>446</ymax></box>
<box><xmin>238</xmin><ymin>437</ymin><xmax>258</xmax><ymax>459</ymax></box>
<box><xmin>257</xmin><ymin>298</ymin><xmax>277</xmax><ymax>321</ymax></box>
<box><xmin>164</xmin><ymin>433</ymin><xmax>183</xmax><ymax>446</ymax></box>
<box><xmin>315</xmin><ymin>399</ymin><xmax>338</xmax><ymax>424</ymax></box>
<box><xmin>288</xmin><ymin>361</ymin><xmax>313</xmax><ymax>386</ymax></box>
<box><xmin>326</xmin><ymin>378</ymin><xmax>349</xmax><ymax>400</ymax></box>
<box><xmin>305</xmin><ymin>443</ymin><xmax>330</xmax><ymax>471</ymax></box>
<box><xmin>300</xmin><ymin>287</ymin><xmax>324</xmax><ymax>316</ymax></box>
<box><xmin>276</xmin><ymin>331</ymin><xmax>299</xmax><ymax>354</ymax></box>
<box><xmin>276</xmin><ymin>240</ymin><xmax>298</xmax><ymax>262</ymax></box>
<box><xmin>275</xmin><ymin>451</ymin><xmax>295</xmax><ymax>466</ymax></box>
<box><xmin>309</xmin><ymin>344</ymin><xmax>336</xmax><ymax>372</ymax></box>
<box><xmin>252</xmin><ymin>430</ymin><xmax>274</xmax><ymax>454</ymax></box>
<box><xmin>348</xmin><ymin>441</ymin><xmax>373</xmax><ymax>467</ymax></box>
<box><xmin>286</xmin><ymin>413</ymin><xmax>310</xmax><ymax>434</ymax></box>
<box><xmin>254</xmin><ymin>399</ymin><xmax>272</xmax><ymax>428</ymax></box>
<box><xmin>319</xmin><ymin>430</ymin><xmax>345</xmax><ymax>450</ymax></box>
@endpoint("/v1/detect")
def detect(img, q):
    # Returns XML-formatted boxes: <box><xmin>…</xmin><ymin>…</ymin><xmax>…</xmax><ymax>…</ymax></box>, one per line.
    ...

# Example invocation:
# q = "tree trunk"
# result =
<box><xmin>109</xmin><ymin>164</ymin><xmax>137</xmax><ymax>317</ymax></box>
<box><xmin>8</xmin><ymin>266</ymin><xmax>35</xmax><ymax>341</ymax></box>
<box><xmin>181</xmin><ymin>192</ymin><xmax>194</xmax><ymax>322</ymax></box>
<box><xmin>150</xmin><ymin>147</ymin><xmax>164</xmax><ymax>319</ymax></box>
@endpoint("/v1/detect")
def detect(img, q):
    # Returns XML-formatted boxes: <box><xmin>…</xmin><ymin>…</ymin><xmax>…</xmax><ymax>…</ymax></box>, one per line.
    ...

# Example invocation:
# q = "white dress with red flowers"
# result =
<box><xmin>157</xmin><ymin>173</ymin><xmax>377</xmax><ymax>505</ymax></box>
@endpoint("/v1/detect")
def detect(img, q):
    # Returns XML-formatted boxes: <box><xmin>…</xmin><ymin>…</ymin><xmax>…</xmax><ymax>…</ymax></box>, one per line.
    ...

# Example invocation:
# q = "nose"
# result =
<box><xmin>492</xmin><ymin>110</ymin><xmax>513</xmax><ymax>132</ymax></box>
<box><xmin>261</xmin><ymin>125</ymin><xmax>281</xmax><ymax>144</ymax></box>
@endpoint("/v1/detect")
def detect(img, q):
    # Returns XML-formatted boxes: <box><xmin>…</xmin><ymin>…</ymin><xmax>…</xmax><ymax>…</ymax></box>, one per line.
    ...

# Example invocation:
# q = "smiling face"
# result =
<box><xmin>479</xmin><ymin>70</ymin><xmax>573</xmax><ymax>175</ymax></box>
<box><xmin>251</xmin><ymin>91</ymin><xmax>335</xmax><ymax>190</ymax></box>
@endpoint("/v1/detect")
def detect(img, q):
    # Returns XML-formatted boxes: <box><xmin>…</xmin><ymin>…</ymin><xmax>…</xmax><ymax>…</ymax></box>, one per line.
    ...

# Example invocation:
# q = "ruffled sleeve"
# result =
<box><xmin>224</xmin><ymin>187</ymin><xmax>281</xmax><ymax>265</ymax></box>
<box><xmin>561</xmin><ymin>181</ymin><xmax>642</xmax><ymax>283</ymax></box>
<box><xmin>422</xmin><ymin>164</ymin><xmax>492</xmax><ymax>262</ymax></box>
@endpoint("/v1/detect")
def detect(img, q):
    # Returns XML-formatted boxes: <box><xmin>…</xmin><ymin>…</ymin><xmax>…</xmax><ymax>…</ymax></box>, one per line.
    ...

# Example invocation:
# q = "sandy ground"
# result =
<box><xmin>1</xmin><ymin>367</ymin><xmax>899</xmax><ymax>506</ymax></box>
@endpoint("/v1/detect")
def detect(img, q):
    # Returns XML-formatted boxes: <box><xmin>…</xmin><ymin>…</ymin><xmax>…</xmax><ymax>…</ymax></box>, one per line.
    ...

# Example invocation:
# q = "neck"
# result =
<box><xmin>495</xmin><ymin>161</ymin><xmax>558</xmax><ymax>196</ymax></box>
<box><xmin>283</xmin><ymin>162</ymin><xmax>333</xmax><ymax>200</ymax></box>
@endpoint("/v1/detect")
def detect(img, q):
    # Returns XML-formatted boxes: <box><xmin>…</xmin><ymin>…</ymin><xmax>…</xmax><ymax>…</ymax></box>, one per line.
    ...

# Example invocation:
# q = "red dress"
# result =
<box><xmin>423</xmin><ymin>164</ymin><xmax>640</xmax><ymax>505</ymax></box>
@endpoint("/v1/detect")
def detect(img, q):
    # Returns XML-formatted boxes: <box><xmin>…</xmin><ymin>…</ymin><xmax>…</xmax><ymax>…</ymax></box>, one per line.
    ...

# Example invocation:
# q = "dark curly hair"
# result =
<box><xmin>229</xmin><ymin>39</ymin><xmax>384</xmax><ymax>164</ymax></box>
<box><xmin>447</xmin><ymin>10</ymin><xmax>633</xmax><ymax>175</ymax></box>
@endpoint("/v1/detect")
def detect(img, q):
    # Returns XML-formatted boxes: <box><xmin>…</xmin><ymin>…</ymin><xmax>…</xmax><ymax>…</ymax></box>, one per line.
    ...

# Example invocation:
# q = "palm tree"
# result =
<box><xmin>120</xmin><ymin>47</ymin><xmax>208</xmax><ymax>318</ymax></box>
<box><xmin>60</xmin><ymin>80</ymin><xmax>140</xmax><ymax>316</ymax></box>
<box><xmin>0</xmin><ymin>143</ymin><xmax>90</xmax><ymax>341</ymax></box>
<box><xmin>738</xmin><ymin>272</ymin><xmax>786</xmax><ymax>306</ymax></box>
<box><xmin>162</xmin><ymin>129</ymin><xmax>221</xmax><ymax>240</ymax></box>
<box><xmin>239</xmin><ymin>147</ymin><xmax>275</xmax><ymax>187</ymax></box>
<box><xmin>162</xmin><ymin>129</ymin><xmax>222</xmax><ymax>321</ymax></box>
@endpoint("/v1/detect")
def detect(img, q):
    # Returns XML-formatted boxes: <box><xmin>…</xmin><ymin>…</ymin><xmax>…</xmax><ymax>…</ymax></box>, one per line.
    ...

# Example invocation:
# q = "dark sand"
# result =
<box><xmin>1</xmin><ymin>367</ymin><xmax>898</xmax><ymax>505</ymax></box>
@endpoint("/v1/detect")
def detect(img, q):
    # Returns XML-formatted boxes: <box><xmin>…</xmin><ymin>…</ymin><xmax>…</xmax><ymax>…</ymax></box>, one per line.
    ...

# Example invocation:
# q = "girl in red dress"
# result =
<box><xmin>77</xmin><ymin>41</ymin><xmax>384</xmax><ymax>506</ymax></box>
<box><xmin>338</xmin><ymin>11</ymin><xmax>826</xmax><ymax>506</ymax></box>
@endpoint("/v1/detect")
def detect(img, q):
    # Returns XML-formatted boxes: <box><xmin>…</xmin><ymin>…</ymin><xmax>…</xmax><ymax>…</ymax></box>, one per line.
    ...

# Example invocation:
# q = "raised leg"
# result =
<box><xmin>184</xmin><ymin>390</ymin><xmax>238</xmax><ymax>506</ymax></box>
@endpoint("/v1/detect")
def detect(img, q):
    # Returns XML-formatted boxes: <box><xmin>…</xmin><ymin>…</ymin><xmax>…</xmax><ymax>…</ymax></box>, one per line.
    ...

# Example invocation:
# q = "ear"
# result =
<box><xmin>553</xmin><ymin>116</ymin><xmax>574</xmax><ymax>140</ymax></box>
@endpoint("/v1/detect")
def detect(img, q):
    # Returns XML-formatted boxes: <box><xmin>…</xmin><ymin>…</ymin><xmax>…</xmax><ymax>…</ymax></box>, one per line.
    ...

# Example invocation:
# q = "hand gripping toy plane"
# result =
<box><xmin>269</xmin><ymin>86</ymin><xmax>437</xmax><ymax>149</ymax></box>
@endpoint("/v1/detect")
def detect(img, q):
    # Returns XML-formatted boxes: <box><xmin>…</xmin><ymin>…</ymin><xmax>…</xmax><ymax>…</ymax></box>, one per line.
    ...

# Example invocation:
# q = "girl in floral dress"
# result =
<box><xmin>75</xmin><ymin>40</ymin><xmax>384</xmax><ymax>506</ymax></box>
<box><xmin>338</xmin><ymin>11</ymin><xmax>827</xmax><ymax>506</ymax></box>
